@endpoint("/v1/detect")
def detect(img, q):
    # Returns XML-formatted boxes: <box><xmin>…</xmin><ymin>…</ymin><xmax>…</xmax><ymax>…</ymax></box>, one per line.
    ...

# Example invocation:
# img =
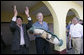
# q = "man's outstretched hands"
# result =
<box><xmin>13</xmin><ymin>5</ymin><xmax>30</xmax><ymax>18</ymax></box>
<box><xmin>25</xmin><ymin>6</ymin><xmax>30</xmax><ymax>17</ymax></box>
<box><xmin>14</xmin><ymin>5</ymin><xmax>18</xmax><ymax>17</ymax></box>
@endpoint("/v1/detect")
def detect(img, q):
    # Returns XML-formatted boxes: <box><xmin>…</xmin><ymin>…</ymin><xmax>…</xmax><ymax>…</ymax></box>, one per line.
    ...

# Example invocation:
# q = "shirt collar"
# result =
<box><xmin>73</xmin><ymin>23</ymin><xmax>80</xmax><ymax>26</ymax></box>
<box><xmin>37</xmin><ymin>21</ymin><xmax>44</xmax><ymax>25</ymax></box>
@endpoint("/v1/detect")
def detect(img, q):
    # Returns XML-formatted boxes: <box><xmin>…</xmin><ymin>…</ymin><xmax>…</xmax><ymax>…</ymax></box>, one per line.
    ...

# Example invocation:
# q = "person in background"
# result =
<box><xmin>79</xmin><ymin>19</ymin><xmax>83</xmax><ymax>25</ymax></box>
<box><xmin>33</xmin><ymin>12</ymin><xmax>51</xmax><ymax>54</ymax></box>
<box><xmin>66</xmin><ymin>20</ymin><xmax>73</xmax><ymax>50</ymax></box>
<box><xmin>10</xmin><ymin>5</ymin><xmax>32</xmax><ymax>54</ymax></box>
<box><xmin>69</xmin><ymin>17</ymin><xmax>83</xmax><ymax>54</ymax></box>
<box><xmin>79</xmin><ymin>19</ymin><xmax>83</xmax><ymax>54</ymax></box>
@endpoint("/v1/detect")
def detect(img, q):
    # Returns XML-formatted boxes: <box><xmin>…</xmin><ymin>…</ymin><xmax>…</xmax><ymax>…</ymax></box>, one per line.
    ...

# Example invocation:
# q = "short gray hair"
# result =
<box><xmin>73</xmin><ymin>17</ymin><xmax>80</xmax><ymax>21</ymax></box>
<box><xmin>36</xmin><ymin>12</ymin><xmax>43</xmax><ymax>17</ymax></box>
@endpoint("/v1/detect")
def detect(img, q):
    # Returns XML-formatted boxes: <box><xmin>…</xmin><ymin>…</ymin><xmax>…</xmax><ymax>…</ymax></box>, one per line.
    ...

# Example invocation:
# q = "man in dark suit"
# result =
<box><xmin>10</xmin><ymin>5</ymin><xmax>32</xmax><ymax>54</ymax></box>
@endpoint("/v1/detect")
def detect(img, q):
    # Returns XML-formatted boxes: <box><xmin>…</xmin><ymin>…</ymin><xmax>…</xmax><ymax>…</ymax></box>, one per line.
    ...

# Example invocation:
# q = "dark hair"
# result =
<box><xmin>79</xmin><ymin>19</ymin><xmax>83</xmax><ymax>21</ymax></box>
<box><xmin>16</xmin><ymin>16</ymin><xmax>23</xmax><ymax>21</ymax></box>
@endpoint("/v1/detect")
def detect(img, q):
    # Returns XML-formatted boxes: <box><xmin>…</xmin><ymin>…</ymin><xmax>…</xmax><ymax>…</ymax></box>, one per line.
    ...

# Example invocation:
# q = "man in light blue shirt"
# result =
<box><xmin>33</xmin><ymin>12</ymin><xmax>51</xmax><ymax>54</ymax></box>
<box><xmin>33</xmin><ymin>21</ymin><xmax>49</xmax><ymax>37</ymax></box>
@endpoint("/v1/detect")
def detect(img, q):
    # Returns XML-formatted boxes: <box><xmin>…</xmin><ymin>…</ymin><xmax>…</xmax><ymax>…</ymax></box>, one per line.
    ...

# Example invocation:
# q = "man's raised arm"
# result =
<box><xmin>25</xmin><ymin>6</ymin><xmax>32</xmax><ymax>29</ymax></box>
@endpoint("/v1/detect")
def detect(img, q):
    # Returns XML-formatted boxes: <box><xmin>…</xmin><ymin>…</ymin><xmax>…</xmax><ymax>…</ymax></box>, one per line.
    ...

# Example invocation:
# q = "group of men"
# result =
<box><xmin>10</xmin><ymin>5</ymin><xmax>51</xmax><ymax>54</ymax></box>
<box><xmin>10</xmin><ymin>5</ymin><xmax>83</xmax><ymax>54</ymax></box>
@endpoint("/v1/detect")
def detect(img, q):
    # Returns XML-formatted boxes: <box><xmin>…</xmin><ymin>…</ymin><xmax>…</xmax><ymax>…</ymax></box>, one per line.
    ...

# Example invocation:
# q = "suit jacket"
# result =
<box><xmin>10</xmin><ymin>20</ymin><xmax>32</xmax><ymax>50</ymax></box>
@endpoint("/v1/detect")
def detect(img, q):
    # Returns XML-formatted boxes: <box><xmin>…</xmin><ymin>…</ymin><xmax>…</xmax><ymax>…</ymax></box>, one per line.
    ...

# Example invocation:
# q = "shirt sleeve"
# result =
<box><xmin>47</xmin><ymin>24</ymin><xmax>49</xmax><ymax>31</ymax></box>
<box><xmin>45</xmin><ymin>22</ymin><xmax>49</xmax><ymax>31</ymax></box>
<box><xmin>81</xmin><ymin>25</ymin><xmax>83</xmax><ymax>37</ymax></box>
<box><xmin>27</xmin><ymin>17</ymin><xmax>32</xmax><ymax>21</ymax></box>
<box><xmin>12</xmin><ymin>16</ymin><xmax>17</xmax><ymax>21</ymax></box>
<box><xmin>33</xmin><ymin>23</ymin><xmax>36</xmax><ymax>27</ymax></box>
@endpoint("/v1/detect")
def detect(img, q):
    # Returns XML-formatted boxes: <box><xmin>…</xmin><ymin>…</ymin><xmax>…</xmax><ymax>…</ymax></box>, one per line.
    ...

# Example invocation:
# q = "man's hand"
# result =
<box><xmin>69</xmin><ymin>34</ymin><xmax>71</xmax><ymax>41</ymax></box>
<box><xmin>14</xmin><ymin>5</ymin><xmax>18</xmax><ymax>17</ymax></box>
<box><xmin>25</xmin><ymin>6</ymin><xmax>30</xmax><ymax>17</ymax></box>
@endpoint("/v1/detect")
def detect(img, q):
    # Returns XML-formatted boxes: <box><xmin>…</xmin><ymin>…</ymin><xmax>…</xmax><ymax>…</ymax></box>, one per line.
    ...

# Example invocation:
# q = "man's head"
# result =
<box><xmin>36</xmin><ymin>12</ymin><xmax>43</xmax><ymax>22</ymax></box>
<box><xmin>16</xmin><ymin>16</ymin><xmax>23</xmax><ymax>26</ymax></box>
<box><xmin>79</xmin><ymin>19</ymin><xmax>83</xmax><ymax>25</ymax></box>
<box><xmin>72</xmin><ymin>17</ymin><xmax>79</xmax><ymax>25</ymax></box>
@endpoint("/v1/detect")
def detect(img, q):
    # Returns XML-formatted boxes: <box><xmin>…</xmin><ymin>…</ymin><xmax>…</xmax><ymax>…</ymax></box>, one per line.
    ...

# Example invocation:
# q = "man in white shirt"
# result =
<box><xmin>69</xmin><ymin>17</ymin><xmax>83</xmax><ymax>54</ymax></box>
<box><xmin>10</xmin><ymin>5</ymin><xmax>32</xmax><ymax>54</ymax></box>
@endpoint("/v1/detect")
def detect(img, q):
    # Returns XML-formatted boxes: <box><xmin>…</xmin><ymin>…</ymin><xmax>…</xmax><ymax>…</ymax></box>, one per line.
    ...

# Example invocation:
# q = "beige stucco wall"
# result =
<box><xmin>42</xmin><ymin>1</ymin><xmax>83</xmax><ymax>51</ymax></box>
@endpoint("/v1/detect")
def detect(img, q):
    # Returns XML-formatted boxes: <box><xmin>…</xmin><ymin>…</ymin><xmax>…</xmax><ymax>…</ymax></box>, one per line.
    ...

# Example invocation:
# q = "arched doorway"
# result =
<box><xmin>66</xmin><ymin>8</ymin><xmax>80</xmax><ymax>54</ymax></box>
<box><xmin>66</xmin><ymin>8</ymin><xmax>79</xmax><ymax>25</ymax></box>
